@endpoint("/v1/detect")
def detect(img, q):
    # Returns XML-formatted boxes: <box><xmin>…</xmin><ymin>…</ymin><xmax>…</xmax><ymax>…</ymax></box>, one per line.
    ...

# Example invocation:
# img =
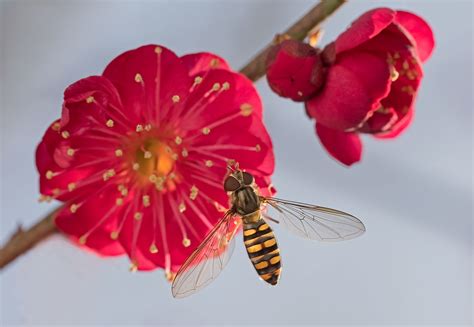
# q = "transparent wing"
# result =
<box><xmin>262</xmin><ymin>197</ymin><xmax>365</xmax><ymax>241</ymax></box>
<box><xmin>172</xmin><ymin>211</ymin><xmax>241</xmax><ymax>298</ymax></box>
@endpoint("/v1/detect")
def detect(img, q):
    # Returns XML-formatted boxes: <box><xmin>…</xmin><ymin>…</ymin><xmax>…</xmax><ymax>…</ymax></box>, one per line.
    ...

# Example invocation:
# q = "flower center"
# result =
<box><xmin>134</xmin><ymin>138</ymin><xmax>174</xmax><ymax>183</ymax></box>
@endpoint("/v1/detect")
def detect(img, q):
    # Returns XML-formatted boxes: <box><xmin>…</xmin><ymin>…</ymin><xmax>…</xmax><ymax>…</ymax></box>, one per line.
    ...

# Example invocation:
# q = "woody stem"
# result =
<box><xmin>0</xmin><ymin>207</ymin><xmax>60</xmax><ymax>269</ymax></box>
<box><xmin>0</xmin><ymin>0</ymin><xmax>345</xmax><ymax>271</ymax></box>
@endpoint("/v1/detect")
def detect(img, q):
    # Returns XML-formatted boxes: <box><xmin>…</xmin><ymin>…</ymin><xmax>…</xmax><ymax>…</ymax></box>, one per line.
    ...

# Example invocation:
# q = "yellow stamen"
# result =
<box><xmin>68</xmin><ymin>183</ymin><xmax>76</xmax><ymax>191</ymax></box>
<box><xmin>46</xmin><ymin>170</ymin><xmax>54</xmax><ymax>180</ymax></box>
<box><xmin>102</xmin><ymin>169</ymin><xmax>115</xmax><ymax>181</ymax></box>
<box><xmin>240</xmin><ymin>103</ymin><xmax>253</xmax><ymax>116</ymax></box>
<box><xmin>190</xmin><ymin>185</ymin><xmax>199</xmax><ymax>200</ymax></box>
<box><xmin>144</xmin><ymin>151</ymin><xmax>152</xmax><ymax>159</ymax></box>
<box><xmin>135</xmin><ymin>73</ymin><xmax>143</xmax><ymax>83</ymax></box>
<box><xmin>179</xmin><ymin>202</ymin><xmax>186</xmax><ymax>213</ymax></box>
<box><xmin>182</xmin><ymin>238</ymin><xmax>191</xmax><ymax>247</ymax></box>
<box><xmin>149</xmin><ymin>243</ymin><xmax>159</xmax><ymax>253</ymax></box>
<box><xmin>51</xmin><ymin>122</ymin><xmax>61</xmax><ymax>131</ymax></box>
<box><xmin>142</xmin><ymin>195</ymin><xmax>150</xmax><ymax>207</ymax></box>
<box><xmin>129</xmin><ymin>261</ymin><xmax>138</xmax><ymax>272</ymax></box>
<box><xmin>70</xmin><ymin>203</ymin><xmax>79</xmax><ymax>213</ymax></box>
<box><xmin>210</xmin><ymin>58</ymin><xmax>219</xmax><ymax>68</ymax></box>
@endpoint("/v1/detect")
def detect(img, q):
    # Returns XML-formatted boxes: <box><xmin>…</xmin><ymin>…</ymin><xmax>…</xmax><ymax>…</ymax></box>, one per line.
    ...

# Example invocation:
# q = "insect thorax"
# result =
<box><xmin>231</xmin><ymin>186</ymin><xmax>260</xmax><ymax>216</ymax></box>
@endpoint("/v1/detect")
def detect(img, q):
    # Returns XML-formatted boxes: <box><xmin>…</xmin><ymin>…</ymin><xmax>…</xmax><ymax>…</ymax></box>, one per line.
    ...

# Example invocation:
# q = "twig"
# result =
<box><xmin>0</xmin><ymin>207</ymin><xmax>60</xmax><ymax>269</ymax></box>
<box><xmin>239</xmin><ymin>0</ymin><xmax>346</xmax><ymax>81</ymax></box>
<box><xmin>0</xmin><ymin>0</ymin><xmax>346</xmax><ymax>271</ymax></box>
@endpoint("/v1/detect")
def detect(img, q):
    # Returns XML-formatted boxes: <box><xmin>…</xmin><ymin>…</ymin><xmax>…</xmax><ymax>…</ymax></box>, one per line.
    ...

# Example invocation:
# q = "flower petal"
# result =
<box><xmin>61</xmin><ymin>76</ymin><xmax>126</xmax><ymax>132</ymax></box>
<box><xmin>180</xmin><ymin>52</ymin><xmax>231</xmax><ymax>75</ymax></box>
<box><xmin>103</xmin><ymin>44</ymin><xmax>193</xmax><ymax>123</ymax></box>
<box><xmin>334</xmin><ymin>8</ymin><xmax>396</xmax><ymax>55</ymax></box>
<box><xmin>306</xmin><ymin>51</ymin><xmax>391</xmax><ymax>131</ymax></box>
<box><xmin>187</xmin><ymin>116</ymin><xmax>274</xmax><ymax>176</ymax></box>
<box><xmin>36</xmin><ymin>120</ymin><xmax>107</xmax><ymax>202</ymax></box>
<box><xmin>266</xmin><ymin>40</ymin><xmax>325</xmax><ymax>101</ymax></box>
<box><xmin>55</xmin><ymin>186</ymin><xmax>126</xmax><ymax>256</ymax></box>
<box><xmin>315</xmin><ymin>123</ymin><xmax>362</xmax><ymax>166</ymax></box>
<box><xmin>395</xmin><ymin>11</ymin><xmax>435</xmax><ymax>62</ymax></box>
<box><xmin>358</xmin><ymin>23</ymin><xmax>415</xmax><ymax>55</ymax></box>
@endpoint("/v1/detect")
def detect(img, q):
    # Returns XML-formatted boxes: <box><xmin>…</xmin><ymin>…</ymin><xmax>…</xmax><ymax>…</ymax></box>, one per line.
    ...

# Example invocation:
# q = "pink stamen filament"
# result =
<box><xmin>79</xmin><ymin>198</ymin><xmax>120</xmax><ymax>241</ymax></box>
<box><xmin>154</xmin><ymin>50</ymin><xmax>162</xmax><ymax>125</ymax></box>
<box><xmin>182</xmin><ymin>180</ymin><xmax>229</xmax><ymax>215</ymax></box>
<box><xmin>179</xmin><ymin>188</ymin><xmax>213</xmax><ymax>229</ymax></box>
<box><xmin>177</xmin><ymin>86</ymin><xmax>223</xmax><ymax>125</ymax></box>
<box><xmin>191</xmin><ymin>144</ymin><xmax>257</xmax><ymax>152</ymax></box>
<box><xmin>130</xmin><ymin>190</ymin><xmax>143</xmax><ymax>265</ymax></box>
<box><xmin>166</xmin><ymin>193</ymin><xmax>189</xmax><ymax>242</ymax></box>
<box><xmin>156</xmin><ymin>192</ymin><xmax>171</xmax><ymax>273</ymax></box>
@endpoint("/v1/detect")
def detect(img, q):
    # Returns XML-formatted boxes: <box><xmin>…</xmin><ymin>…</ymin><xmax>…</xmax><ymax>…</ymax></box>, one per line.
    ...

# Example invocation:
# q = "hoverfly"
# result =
<box><xmin>171</xmin><ymin>166</ymin><xmax>365</xmax><ymax>298</ymax></box>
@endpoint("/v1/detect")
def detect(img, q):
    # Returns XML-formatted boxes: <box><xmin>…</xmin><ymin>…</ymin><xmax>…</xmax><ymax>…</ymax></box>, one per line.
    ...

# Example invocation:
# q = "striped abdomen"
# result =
<box><xmin>243</xmin><ymin>217</ymin><xmax>281</xmax><ymax>285</ymax></box>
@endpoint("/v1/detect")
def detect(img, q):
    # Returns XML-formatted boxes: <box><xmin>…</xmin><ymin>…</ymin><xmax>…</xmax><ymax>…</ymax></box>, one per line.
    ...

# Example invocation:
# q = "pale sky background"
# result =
<box><xmin>0</xmin><ymin>0</ymin><xmax>472</xmax><ymax>326</ymax></box>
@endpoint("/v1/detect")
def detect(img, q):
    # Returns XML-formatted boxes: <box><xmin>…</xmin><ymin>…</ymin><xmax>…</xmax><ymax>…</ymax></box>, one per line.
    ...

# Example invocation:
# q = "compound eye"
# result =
<box><xmin>242</xmin><ymin>172</ymin><xmax>254</xmax><ymax>186</ymax></box>
<box><xmin>224</xmin><ymin>175</ymin><xmax>240</xmax><ymax>192</ymax></box>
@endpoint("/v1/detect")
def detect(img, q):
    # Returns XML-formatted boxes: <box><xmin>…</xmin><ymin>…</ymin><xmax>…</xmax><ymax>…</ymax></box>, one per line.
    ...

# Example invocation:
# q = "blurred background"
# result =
<box><xmin>0</xmin><ymin>0</ymin><xmax>472</xmax><ymax>325</ymax></box>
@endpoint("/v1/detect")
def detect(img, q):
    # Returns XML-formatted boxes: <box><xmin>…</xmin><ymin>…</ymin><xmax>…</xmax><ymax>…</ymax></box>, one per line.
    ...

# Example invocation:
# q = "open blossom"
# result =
<box><xmin>36</xmin><ymin>45</ymin><xmax>275</xmax><ymax>276</ymax></box>
<box><xmin>267</xmin><ymin>8</ymin><xmax>434</xmax><ymax>166</ymax></box>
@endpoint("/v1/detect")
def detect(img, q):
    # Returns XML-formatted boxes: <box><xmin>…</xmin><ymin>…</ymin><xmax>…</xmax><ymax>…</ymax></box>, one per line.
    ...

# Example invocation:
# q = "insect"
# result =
<box><xmin>171</xmin><ymin>166</ymin><xmax>365</xmax><ymax>298</ymax></box>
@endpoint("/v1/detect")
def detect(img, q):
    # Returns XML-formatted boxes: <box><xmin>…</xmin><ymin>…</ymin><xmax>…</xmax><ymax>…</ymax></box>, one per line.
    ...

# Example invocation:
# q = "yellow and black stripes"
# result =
<box><xmin>243</xmin><ymin>218</ymin><xmax>281</xmax><ymax>285</ymax></box>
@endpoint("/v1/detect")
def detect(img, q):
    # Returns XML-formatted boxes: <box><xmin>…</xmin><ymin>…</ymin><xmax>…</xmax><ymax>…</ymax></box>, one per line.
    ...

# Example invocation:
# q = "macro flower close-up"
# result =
<box><xmin>1</xmin><ymin>1</ymin><xmax>472</xmax><ymax>325</ymax></box>
<box><xmin>267</xmin><ymin>8</ymin><xmax>435</xmax><ymax>166</ymax></box>
<box><xmin>35</xmin><ymin>45</ymin><xmax>274</xmax><ymax>275</ymax></box>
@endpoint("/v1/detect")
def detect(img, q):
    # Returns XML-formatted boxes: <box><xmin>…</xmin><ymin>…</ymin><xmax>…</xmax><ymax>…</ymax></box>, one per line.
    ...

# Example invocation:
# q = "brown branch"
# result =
<box><xmin>0</xmin><ymin>0</ymin><xmax>345</xmax><ymax>271</ymax></box>
<box><xmin>240</xmin><ymin>0</ymin><xmax>346</xmax><ymax>81</ymax></box>
<box><xmin>0</xmin><ymin>207</ymin><xmax>60</xmax><ymax>269</ymax></box>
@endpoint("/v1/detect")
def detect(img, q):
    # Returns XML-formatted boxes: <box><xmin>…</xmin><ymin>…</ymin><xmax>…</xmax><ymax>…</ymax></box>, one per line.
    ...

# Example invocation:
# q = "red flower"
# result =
<box><xmin>267</xmin><ymin>8</ymin><xmax>434</xmax><ymax>166</ymax></box>
<box><xmin>36</xmin><ymin>45</ymin><xmax>275</xmax><ymax>276</ymax></box>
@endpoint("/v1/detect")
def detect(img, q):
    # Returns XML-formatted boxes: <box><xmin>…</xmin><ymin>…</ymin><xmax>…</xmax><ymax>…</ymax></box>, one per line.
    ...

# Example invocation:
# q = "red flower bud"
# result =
<box><xmin>266</xmin><ymin>39</ymin><xmax>325</xmax><ymax>102</ymax></box>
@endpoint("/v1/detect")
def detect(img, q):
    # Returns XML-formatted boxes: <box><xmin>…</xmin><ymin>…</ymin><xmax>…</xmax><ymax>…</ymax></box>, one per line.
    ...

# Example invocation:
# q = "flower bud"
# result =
<box><xmin>266</xmin><ymin>40</ymin><xmax>325</xmax><ymax>102</ymax></box>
